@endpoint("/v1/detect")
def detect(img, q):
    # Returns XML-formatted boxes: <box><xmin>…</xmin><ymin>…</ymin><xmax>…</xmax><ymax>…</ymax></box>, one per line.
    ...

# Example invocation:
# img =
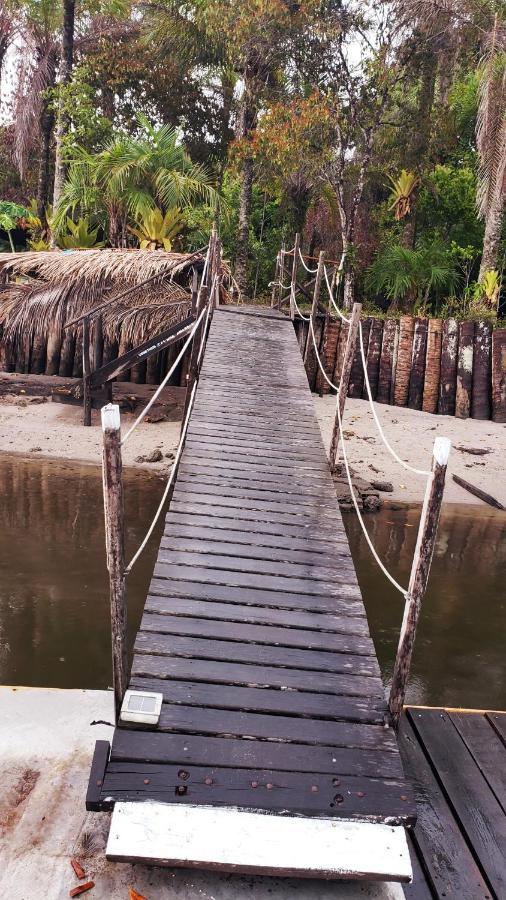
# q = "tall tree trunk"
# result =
<box><xmin>235</xmin><ymin>154</ymin><xmax>254</xmax><ymax>295</ymax></box>
<box><xmin>52</xmin><ymin>0</ymin><xmax>76</xmax><ymax>211</ymax></box>
<box><xmin>101</xmin><ymin>84</ymin><xmax>115</xmax><ymax>121</ymax></box>
<box><xmin>410</xmin><ymin>51</ymin><xmax>437</xmax><ymax>169</ymax></box>
<box><xmin>478</xmin><ymin>193</ymin><xmax>504</xmax><ymax>282</ymax></box>
<box><xmin>37</xmin><ymin>53</ymin><xmax>56</xmax><ymax>220</ymax></box>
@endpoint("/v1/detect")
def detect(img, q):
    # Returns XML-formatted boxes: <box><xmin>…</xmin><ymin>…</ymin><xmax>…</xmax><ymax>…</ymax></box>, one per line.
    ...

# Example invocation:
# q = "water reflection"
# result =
<box><xmin>1</xmin><ymin>456</ymin><xmax>505</xmax><ymax>710</ymax></box>
<box><xmin>0</xmin><ymin>456</ymin><xmax>163</xmax><ymax>689</ymax></box>
<box><xmin>344</xmin><ymin>504</ymin><xmax>506</xmax><ymax>710</ymax></box>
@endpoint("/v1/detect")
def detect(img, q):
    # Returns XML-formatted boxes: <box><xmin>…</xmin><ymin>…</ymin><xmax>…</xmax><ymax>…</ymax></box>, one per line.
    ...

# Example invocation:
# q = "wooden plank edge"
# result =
<box><xmin>86</xmin><ymin>740</ymin><xmax>111</xmax><ymax>811</ymax></box>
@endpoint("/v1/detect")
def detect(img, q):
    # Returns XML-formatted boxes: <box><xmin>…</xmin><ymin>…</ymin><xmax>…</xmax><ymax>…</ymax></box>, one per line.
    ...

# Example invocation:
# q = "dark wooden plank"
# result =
<box><xmin>403</xmin><ymin>834</ymin><xmax>435</xmax><ymax>900</ymax></box>
<box><xmin>157</xmin><ymin>544</ymin><xmax>357</xmax><ymax>584</ymax></box>
<box><xmin>148</xmin><ymin>576</ymin><xmax>364</xmax><ymax>614</ymax></box>
<box><xmin>450</xmin><ymin>712</ymin><xmax>506</xmax><ymax>813</ymax></box>
<box><xmin>408</xmin><ymin>708</ymin><xmax>506</xmax><ymax>899</ymax></box>
<box><xmin>134</xmin><ymin>632</ymin><xmax>380</xmax><ymax>677</ymax></box>
<box><xmin>452</xmin><ymin>474</ymin><xmax>505</xmax><ymax>510</ymax></box>
<box><xmin>399</xmin><ymin>715</ymin><xmax>491</xmax><ymax>900</ymax></box>
<box><xmin>163</xmin><ymin>518</ymin><xmax>348</xmax><ymax>554</ymax></box>
<box><xmin>487</xmin><ymin>711</ymin><xmax>506</xmax><ymax>746</ymax></box>
<box><xmin>140</xmin><ymin>702</ymin><xmax>396</xmax><ymax>751</ymax></box>
<box><xmin>86</xmin><ymin>740</ymin><xmax>110</xmax><ymax>811</ymax></box>
<box><xmin>172</xmin><ymin>484</ymin><xmax>342</xmax><ymax>518</ymax></box>
<box><xmin>144</xmin><ymin>594</ymin><xmax>368</xmax><ymax>634</ymax></box>
<box><xmin>181</xmin><ymin>454</ymin><xmax>331</xmax><ymax>482</ymax></box>
<box><xmin>177</xmin><ymin>466</ymin><xmax>335</xmax><ymax>498</ymax></box>
<box><xmin>100</xmin><ymin>761</ymin><xmax>413</xmax><ymax>822</ymax></box>
<box><xmin>153</xmin><ymin>561</ymin><xmax>361</xmax><ymax>601</ymax></box>
<box><xmin>131</xmin><ymin>653</ymin><xmax>384</xmax><ymax>699</ymax></box>
<box><xmin>130</xmin><ymin>675</ymin><xmax>385</xmax><ymax>723</ymax></box>
<box><xmin>184</xmin><ymin>439</ymin><xmax>329</xmax><ymax>471</ymax></box>
<box><xmin>139</xmin><ymin>612</ymin><xmax>376</xmax><ymax>656</ymax></box>
<box><xmin>167</xmin><ymin>502</ymin><xmax>347</xmax><ymax>540</ymax></box>
<box><xmin>111</xmin><ymin>724</ymin><xmax>404</xmax><ymax>779</ymax></box>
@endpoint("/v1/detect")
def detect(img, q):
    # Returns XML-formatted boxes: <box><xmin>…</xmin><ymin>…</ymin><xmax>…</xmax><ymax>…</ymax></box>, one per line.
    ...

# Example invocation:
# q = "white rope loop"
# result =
<box><xmin>309</xmin><ymin>316</ymin><xmax>339</xmax><ymax>390</ymax></box>
<box><xmin>323</xmin><ymin>266</ymin><xmax>350</xmax><ymax>324</ymax></box>
<box><xmin>335</xmin><ymin>393</ymin><xmax>408</xmax><ymax>597</ymax></box>
<box><xmin>125</xmin><ymin>379</ymin><xmax>198</xmax><ymax>574</ymax></box>
<box><xmin>358</xmin><ymin>321</ymin><xmax>431</xmax><ymax>477</ymax></box>
<box><xmin>298</xmin><ymin>247</ymin><xmax>319</xmax><ymax>273</ymax></box>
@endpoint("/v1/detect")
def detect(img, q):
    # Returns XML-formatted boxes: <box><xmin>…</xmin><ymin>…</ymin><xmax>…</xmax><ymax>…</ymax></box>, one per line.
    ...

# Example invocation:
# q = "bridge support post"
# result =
<box><xmin>101</xmin><ymin>403</ymin><xmax>128</xmax><ymax>723</ymax></box>
<box><xmin>271</xmin><ymin>253</ymin><xmax>280</xmax><ymax>308</ymax></box>
<box><xmin>303</xmin><ymin>251</ymin><xmax>326</xmax><ymax>365</ymax></box>
<box><xmin>82</xmin><ymin>317</ymin><xmax>92</xmax><ymax>427</ymax></box>
<box><xmin>388</xmin><ymin>437</ymin><xmax>451</xmax><ymax>729</ymax></box>
<box><xmin>328</xmin><ymin>301</ymin><xmax>361</xmax><ymax>473</ymax></box>
<box><xmin>289</xmin><ymin>234</ymin><xmax>300</xmax><ymax>320</ymax></box>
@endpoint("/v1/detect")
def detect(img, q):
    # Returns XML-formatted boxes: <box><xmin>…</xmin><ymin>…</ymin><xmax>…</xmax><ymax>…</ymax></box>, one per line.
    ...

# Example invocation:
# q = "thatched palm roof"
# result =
<box><xmin>0</xmin><ymin>249</ymin><xmax>204</xmax><ymax>353</ymax></box>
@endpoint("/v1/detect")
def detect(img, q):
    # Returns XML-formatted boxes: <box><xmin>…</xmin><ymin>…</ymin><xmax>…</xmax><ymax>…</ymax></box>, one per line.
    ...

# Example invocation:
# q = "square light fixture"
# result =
<box><xmin>120</xmin><ymin>689</ymin><xmax>163</xmax><ymax>725</ymax></box>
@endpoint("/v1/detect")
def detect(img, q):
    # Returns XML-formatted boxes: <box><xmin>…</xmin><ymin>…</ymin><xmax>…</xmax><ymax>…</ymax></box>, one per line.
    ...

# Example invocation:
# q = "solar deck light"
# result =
<box><xmin>120</xmin><ymin>690</ymin><xmax>163</xmax><ymax>725</ymax></box>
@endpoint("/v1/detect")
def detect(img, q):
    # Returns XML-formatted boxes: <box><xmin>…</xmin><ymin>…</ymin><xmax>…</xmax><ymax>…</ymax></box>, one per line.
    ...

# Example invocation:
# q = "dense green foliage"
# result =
<box><xmin>1</xmin><ymin>0</ymin><xmax>504</xmax><ymax>312</ymax></box>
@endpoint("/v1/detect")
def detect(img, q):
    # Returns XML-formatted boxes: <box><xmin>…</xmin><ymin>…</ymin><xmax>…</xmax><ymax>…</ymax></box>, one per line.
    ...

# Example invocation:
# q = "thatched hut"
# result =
<box><xmin>0</xmin><ymin>249</ymin><xmax>208</xmax><ymax>383</ymax></box>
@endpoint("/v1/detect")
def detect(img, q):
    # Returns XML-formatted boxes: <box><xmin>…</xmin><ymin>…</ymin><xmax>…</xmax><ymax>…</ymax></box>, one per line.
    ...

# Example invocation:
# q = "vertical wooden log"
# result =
<box><xmin>491</xmin><ymin>328</ymin><xmax>506</xmax><ymax>423</ymax></box>
<box><xmin>303</xmin><ymin>251</ymin><xmax>325</xmax><ymax>365</ymax></box>
<box><xmin>59</xmin><ymin>328</ymin><xmax>76</xmax><ymax>377</ymax></box>
<box><xmin>362</xmin><ymin>317</ymin><xmax>382</xmax><ymax>400</ymax></box>
<box><xmin>30</xmin><ymin>332</ymin><xmax>46</xmax><ymax>374</ymax></box>
<box><xmin>348</xmin><ymin>317</ymin><xmax>370</xmax><ymax>398</ymax></box>
<box><xmin>408</xmin><ymin>318</ymin><xmax>428</xmax><ymax>410</ymax></box>
<box><xmin>455</xmin><ymin>321</ymin><xmax>474</xmax><ymax>418</ymax></box>
<box><xmin>438</xmin><ymin>318</ymin><xmax>458</xmax><ymax>415</ymax></box>
<box><xmin>422</xmin><ymin>318</ymin><xmax>442</xmax><ymax>414</ymax></box>
<box><xmin>394</xmin><ymin>316</ymin><xmax>415</xmax><ymax>407</ymax></box>
<box><xmin>278</xmin><ymin>242</ymin><xmax>287</xmax><ymax>310</ymax></box>
<box><xmin>332</xmin><ymin>319</ymin><xmax>349</xmax><ymax>386</ymax></box>
<box><xmin>377</xmin><ymin>319</ymin><xmax>397</xmax><ymax>405</ymax></box>
<box><xmin>82</xmin><ymin>317</ymin><xmax>92</xmax><ymax>426</ymax></box>
<box><xmin>329</xmin><ymin>302</ymin><xmax>362</xmax><ymax>472</ymax></box>
<box><xmin>316</xmin><ymin>318</ymin><xmax>340</xmax><ymax>396</ymax></box>
<box><xmin>471</xmin><ymin>320</ymin><xmax>492</xmax><ymax>420</ymax></box>
<box><xmin>389</xmin><ymin>436</ymin><xmax>451</xmax><ymax>729</ymax></box>
<box><xmin>73</xmin><ymin>326</ymin><xmax>84</xmax><ymax>378</ymax></box>
<box><xmin>91</xmin><ymin>314</ymin><xmax>103</xmax><ymax>373</ymax></box>
<box><xmin>101</xmin><ymin>403</ymin><xmax>128</xmax><ymax>722</ymax></box>
<box><xmin>45</xmin><ymin>326</ymin><xmax>62</xmax><ymax>375</ymax></box>
<box><xmin>289</xmin><ymin>233</ymin><xmax>300</xmax><ymax>321</ymax></box>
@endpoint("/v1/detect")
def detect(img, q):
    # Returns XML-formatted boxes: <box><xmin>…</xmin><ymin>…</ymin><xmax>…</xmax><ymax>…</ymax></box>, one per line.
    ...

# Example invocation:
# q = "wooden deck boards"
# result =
<box><xmin>88</xmin><ymin>305</ymin><xmax>416</xmax><ymax>833</ymax></box>
<box><xmin>400</xmin><ymin>707</ymin><xmax>506</xmax><ymax>899</ymax></box>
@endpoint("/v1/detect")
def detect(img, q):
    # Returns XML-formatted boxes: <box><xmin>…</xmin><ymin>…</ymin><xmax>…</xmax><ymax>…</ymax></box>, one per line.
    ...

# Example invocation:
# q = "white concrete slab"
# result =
<box><xmin>0</xmin><ymin>687</ymin><xmax>408</xmax><ymax>900</ymax></box>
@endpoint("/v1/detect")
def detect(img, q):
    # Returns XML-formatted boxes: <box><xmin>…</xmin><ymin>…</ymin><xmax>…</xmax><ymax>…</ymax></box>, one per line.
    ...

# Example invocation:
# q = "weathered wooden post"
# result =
<box><xmin>278</xmin><ymin>242</ymin><xmax>287</xmax><ymax>310</ymax></box>
<box><xmin>101</xmin><ymin>403</ymin><xmax>128</xmax><ymax>722</ymax></box>
<box><xmin>388</xmin><ymin>436</ymin><xmax>451</xmax><ymax>729</ymax></box>
<box><xmin>328</xmin><ymin>301</ymin><xmax>362</xmax><ymax>472</ymax></box>
<box><xmin>289</xmin><ymin>234</ymin><xmax>300</xmax><ymax>320</ymax></box>
<box><xmin>271</xmin><ymin>253</ymin><xmax>280</xmax><ymax>308</ymax></box>
<box><xmin>303</xmin><ymin>250</ymin><xmax>326</xmax><ymax>365</ymax></box>
<box><xmin>82</xmin><ymin>317</ymin><xmax>92</xmax><ymax>426</ymax></box>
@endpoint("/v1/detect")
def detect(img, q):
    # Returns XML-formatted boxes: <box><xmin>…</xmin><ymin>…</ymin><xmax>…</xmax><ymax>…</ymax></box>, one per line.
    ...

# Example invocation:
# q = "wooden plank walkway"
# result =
<box><xmin>88</xmin><ymin>305</ymin><xmax>416</xmax><ymax>877</ymax></box>
<box><xmin>400</xmin><ymin>707</ymin><xmax>506</xmax><ymax>900</ymax></box>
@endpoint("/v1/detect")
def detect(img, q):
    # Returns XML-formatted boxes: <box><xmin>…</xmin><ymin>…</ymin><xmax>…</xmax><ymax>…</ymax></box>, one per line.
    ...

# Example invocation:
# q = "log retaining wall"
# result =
<box><xmin>295</xmin><ymin>314</ymin><xmax>506</xmax><ymax>423</ymax></box>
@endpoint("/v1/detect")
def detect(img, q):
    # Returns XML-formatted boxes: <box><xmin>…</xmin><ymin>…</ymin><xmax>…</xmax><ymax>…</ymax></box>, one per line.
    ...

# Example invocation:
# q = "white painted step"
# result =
<box><xmin>106</xmin><ymin>802</ymin><xmax>413</xmax><ymax>882</ymax></box>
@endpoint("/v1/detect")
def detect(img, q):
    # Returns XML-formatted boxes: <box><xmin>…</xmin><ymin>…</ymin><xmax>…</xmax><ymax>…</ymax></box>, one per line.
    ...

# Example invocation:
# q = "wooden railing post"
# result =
<box><xmin>271</xmin><ymin>253</ymin><xmax>280</xmax><ymax>308</ymax></box>
<box><xmin>303</xmin><ymin>250</ymin><xmax>326</xmax><ymax>364</ymax></box>
<box><xmin>82</xmin><ymin>317</ymin><xmax>92</xmax><ymax>426</ymax></box>
<box><xmin>278</xmin><ymin>242</ymin><xmax>287</xmax><ymax>309</ymax></box>
<box><xmin>328</xmin><ymin>301</ymin><xmax>361</xmax><ymax>472</ymax></box>
<box><xmin>388</xmin><ymin>436</ymin><xmax>451</xmax><ymax>729</ymax></box>
<box><xmin>289</xmin><ymin>234</ymin><xmax>300</xmax><ymax>320</ymax></box>
<box><xmin>101</xmin><ymin>403</ymin><xmax>128</xmax><ymax>722</ymax></box>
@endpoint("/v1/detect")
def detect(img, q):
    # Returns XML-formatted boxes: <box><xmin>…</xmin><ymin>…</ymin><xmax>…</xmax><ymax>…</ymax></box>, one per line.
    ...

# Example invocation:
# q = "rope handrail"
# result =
<box><xmin>335</xmin><ymin>392</ymin><xmax>408</xmax><ymax>597</ymax></box>
<box><xmin>120</xmin><ymin>303</ymin><xmax>208</xmax><ymax>447</ymax></box>
<box><xmin>124</xmin><ymin>379</ymin><xmax>198</xmax><ymax>574</ymax></box>
<box><xmin>323</xmin><ymin>266</ymin><xmax>350</xmax><ymax>324</ymax></box>
<box><xmin>358</xmin><ymin>321</ymin><xmax>431</xmax><ymax>477</ymax></box>
<box><xmin>309</xmin><ymin>316</ymin><xmax>339</xmax><ymax>390</ymax></box>
<box><xmin>298</xmin><ymin>247</ymin><xmax>319</xmax><ymax>273</ymax></box>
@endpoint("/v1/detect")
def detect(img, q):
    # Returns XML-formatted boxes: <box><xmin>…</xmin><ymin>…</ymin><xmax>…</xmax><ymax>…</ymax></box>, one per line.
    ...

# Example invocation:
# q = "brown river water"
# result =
<box><xmin>1</xmin><ymin>456</ymin><xmax>505</xmax><ymax>709</ymax></box>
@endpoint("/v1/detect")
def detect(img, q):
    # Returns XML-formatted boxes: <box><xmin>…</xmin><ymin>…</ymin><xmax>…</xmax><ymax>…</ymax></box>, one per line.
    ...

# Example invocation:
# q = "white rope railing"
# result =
<box><xmin>323</xmin><ymin>266</ymin><xmax>350</xmax><ymax>324</ymax></box>
<box><xmin>124</xmin><ymin>379</ymin><xmax>198</xmax><ymax>574</ymax></box>
<box><xmin>309</xmin><ymin>316</ymin><xmax>339</xmax><ymax>390</ymax></box>
<box><xmin>335</xmin><ymin>391</ymin><xmax>408</xmax><ymax>597</ymax></box>
<box><xmin>358</xmin><ymin>321</ymin><xmax>431</xmax><ymax>477</ymax></box>
<box><xmin>120</xmin><ymin>304</ymin><xmax>207</xmax><ymax>447</ymax></box>
<box><xmin>298</xmin><ymin>247</ymin><xmax>318</xmax><ymax>273</ymax></box>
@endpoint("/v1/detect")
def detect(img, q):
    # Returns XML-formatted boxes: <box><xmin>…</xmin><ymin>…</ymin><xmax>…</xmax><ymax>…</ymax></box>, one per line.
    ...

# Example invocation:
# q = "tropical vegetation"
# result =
<box><xmin>0</xmin><ymin>0</ymin><xmax>504</xmax><ymax>315</ymax></box>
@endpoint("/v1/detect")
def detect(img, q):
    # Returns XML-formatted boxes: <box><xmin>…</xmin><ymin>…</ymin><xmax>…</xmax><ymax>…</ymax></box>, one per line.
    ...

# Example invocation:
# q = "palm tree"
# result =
<box><xmin>53</xmin><ymin>115</ymin><xmax>218</xmax><ymax>245</ymax></box>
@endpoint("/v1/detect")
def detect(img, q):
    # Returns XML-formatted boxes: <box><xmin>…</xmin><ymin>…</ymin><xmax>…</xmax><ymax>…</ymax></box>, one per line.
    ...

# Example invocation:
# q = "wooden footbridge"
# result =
<box><xmin>83</xmin><ymin>234</ymin><xmax>471</xmax><ymax>884</ymax></box>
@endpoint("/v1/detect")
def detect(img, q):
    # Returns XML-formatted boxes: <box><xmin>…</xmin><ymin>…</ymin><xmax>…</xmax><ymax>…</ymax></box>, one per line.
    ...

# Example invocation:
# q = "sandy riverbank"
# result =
<box><xmin>0</xmin><ymin>382</ymin><xmax>505</xmax><ymax>507</ymax></box>
<box><xmin>315</xmin><ymin>395</ymin><xmax>506</xmax><ymax>506</ymax></box>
